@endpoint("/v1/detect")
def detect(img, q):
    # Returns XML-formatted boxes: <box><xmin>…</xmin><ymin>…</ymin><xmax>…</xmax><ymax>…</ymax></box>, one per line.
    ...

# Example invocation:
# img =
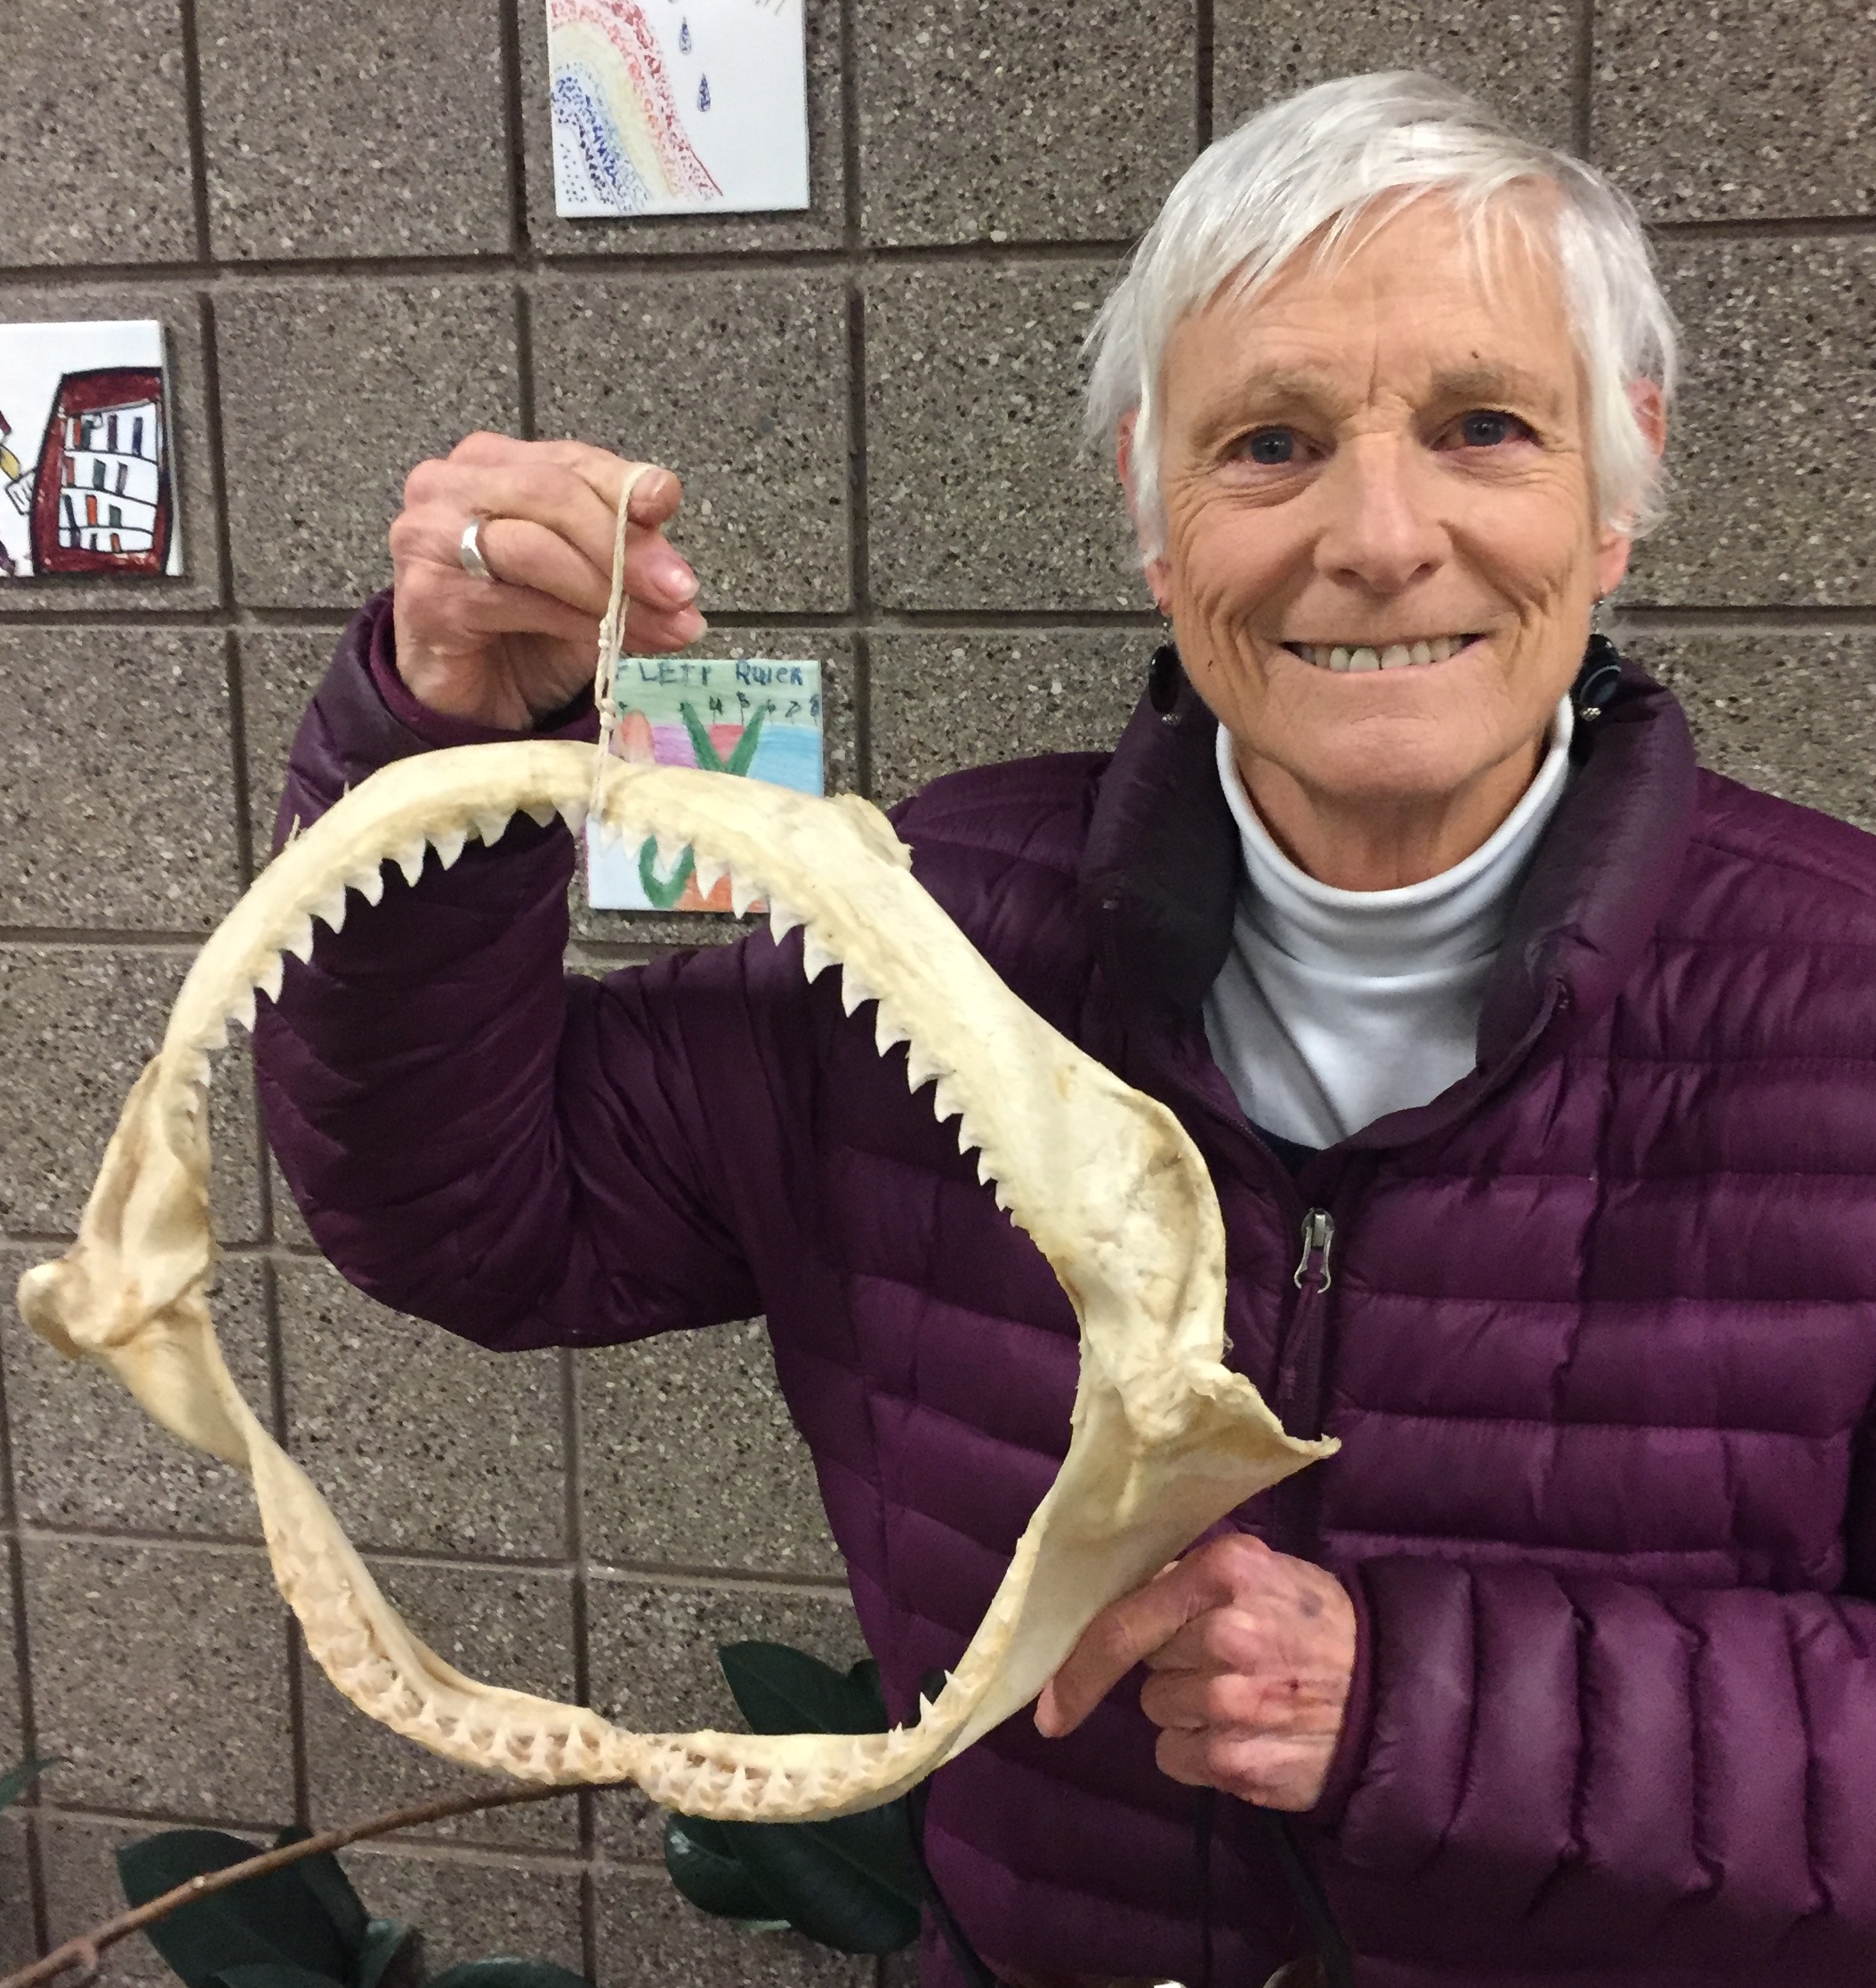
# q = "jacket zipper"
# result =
<box><xmin>1270</xmin><ymin>1205</ymin><xmax>1336</xmax><ymax>1558</ymax></box>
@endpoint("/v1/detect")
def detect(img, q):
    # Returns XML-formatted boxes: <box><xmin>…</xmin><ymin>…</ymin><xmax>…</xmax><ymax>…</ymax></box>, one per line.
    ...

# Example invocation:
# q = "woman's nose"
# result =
<box><xmin>1312</xmin><ymin>437</ymin><xmax>1448</xmax><ymax>595</ymax></box>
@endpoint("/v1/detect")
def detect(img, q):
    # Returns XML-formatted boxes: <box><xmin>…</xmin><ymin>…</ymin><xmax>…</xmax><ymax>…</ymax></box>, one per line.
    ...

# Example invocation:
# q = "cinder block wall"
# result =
<box><xmin>0</xmin><ymin>1</ymin><xmax>1869</xmax><ymax>1980</ymax></box>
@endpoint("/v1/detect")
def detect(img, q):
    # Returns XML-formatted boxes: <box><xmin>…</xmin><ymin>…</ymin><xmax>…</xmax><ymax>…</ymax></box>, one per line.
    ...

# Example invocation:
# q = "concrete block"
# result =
<box><xmin>870</xmin><ymin>627</ymin><xmax>1150</xmax><ymax>806</ymax></box>
<box><xmin>519</xmin><ymin>0</ymin><xmax>846</xmax><ymax>255</ymax></box>
<box><xmin>1213</xmin><ymin>0</ymin><xmax>1578</xmax><ymax>149</ymax></box>
<box><xmin>586</xmin><ymin>1576</ymin><xmax>865</xmax><ymax>1856</ymax></box>
<box><xmin>2</xmin><ymin>1252</ymin><xmax>269</xmax><ymax>1537</ymax></box>
<box><xmin>532</xmin><ymin>273</ymin><xmax>851</xmax><ymax>613</ymax></box>
<box><xmin>1594</xmin><ymin>0</ymin><xmax>1873</xmax><ymax>221</ymax></box>
<box><xmin>577</xmin><ymin>1320</ymin><xmax>841</xmax><ymax>1580</ymax></box>
<box><xmin>1627</xmin><ymin>239</ymin><xmax>1873</xmax><ymax>607</ymax></box>
<box><xmin>569</xmin><ymin>625</ymin><xmax>855</xmax><ymax>946</ymax></box>
<box><xmin>38</xmin><ymin>1813</ymin><xmax>173</xmax><ymax>1986</ymax></box>
<box><xmin>277</xmin><ymin>1257</ymin><xmax>567</xmax><ymax>1560</ymax></box>
<box><xmin>196</xmin><ymin>0</ymin><xmax>511</xmax><ymax>259</ymax></box>
<box><xmin>238</xmin><ymin>624</ymin><xmax>343</xmax><ymax>837</ymax></box>
<box><xmin>338</xmin><ymin>1845</ymin><xmax>585</xmax><ymax>1975</ymax></box>
<box><xmin>302</xmin><ymin>1559</ymin><xmax>579</xmax><ymax>1851</ymax></box>
<box><xmin>0</xmin><ymin>0</ymin><xmax>195</xmax><ymax>266</ymax></box>
<box><xmin>595</xmin><ymin>1870</ymin><xmax>873</xmax><ymax>1988</ymax></box>
<box><xmin>0</xmin><ymin>627</ymin><xmax>240</xmax><ymax>929</ymax></box>
<box><xmin>0</xmin><ymin>946</ymin><xmax>264</xmax><ymax>1242</ymax></box>
<box><xmin>22</xmin><ymin>1538</ymin><xmax>294</xmax><ymax>1821</ymax></box>
<box><xmin>856</xmin><ymin>0</ymin><xmax>1195</xmax><ymax>245</ymax></box>
<box><xmin>0</xmin><ymin>286</ymin><xmax>222</xmax><ymax>614</ymax></box>
<box><xmin>216</xmin><ymin>282</ymin><xmax>520</xmax><ymax>610</ymax></box>
<box><xmin>1627</xmin><ymin>629</ymin><xmax>1876</xmax><ymax>831</ymax></box>
<box><xmin>865</xmin><ymin>264</ymin><xmax>1146</xmax><ymax>611</ymax></box>
<box><xmin>0</xmin><ymin>1810</ymin><xmax>31</xmax><ymax>1971</ymax></box>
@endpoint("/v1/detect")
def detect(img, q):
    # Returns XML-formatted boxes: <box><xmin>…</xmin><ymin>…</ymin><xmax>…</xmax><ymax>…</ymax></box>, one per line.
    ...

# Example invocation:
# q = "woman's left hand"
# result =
<box><xmin>1034</xmin><ymin>1534</ymin><xmax>1356</xmax><ymax>1811</ymax></box>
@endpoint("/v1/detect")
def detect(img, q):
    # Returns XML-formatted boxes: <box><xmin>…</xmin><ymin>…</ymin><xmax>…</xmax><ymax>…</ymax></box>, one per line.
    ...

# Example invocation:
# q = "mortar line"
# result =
<box><xmin>838</xmin><ymin>0</ymin><xmax>874</xmax><ymax>799</ymax></box>
<box><xmin>173</xmin><ymin>0</ymin><xmax>215</xmax><ymax>263</ymax></box>
<box><xmin>498</xmin><ymin>0</ymin><xmax>532</xmax><ymax>260</ymax></box>
<box><xmin>0</xmin><ymin>1331</ymin><xmax>51</xmax><ymax>1952</ymax></box>
<box><xmin>1573</xmin><ymin>0</ymin><xmax>1595</xmax><ymax>158</ymax></box>
<box><xmin>1195</xmin><ymin>0</ymin><xmax>1215</xmax><ymax>150</ymax></box>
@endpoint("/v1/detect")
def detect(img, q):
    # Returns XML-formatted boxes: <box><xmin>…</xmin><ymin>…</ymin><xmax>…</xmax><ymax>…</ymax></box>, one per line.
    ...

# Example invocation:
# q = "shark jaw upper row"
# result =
<box><xmin>1284</xmin><ymin>633</ymin><xmax>1482</xmax><ymax>672</ymax></box>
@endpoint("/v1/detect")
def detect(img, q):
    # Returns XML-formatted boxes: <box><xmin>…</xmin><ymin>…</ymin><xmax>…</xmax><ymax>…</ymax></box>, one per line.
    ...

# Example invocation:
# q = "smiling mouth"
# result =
<box><xmin>1284</xmin><ymin>634</ymin><xmax>1484</xmax><ymax>672</ymax></box>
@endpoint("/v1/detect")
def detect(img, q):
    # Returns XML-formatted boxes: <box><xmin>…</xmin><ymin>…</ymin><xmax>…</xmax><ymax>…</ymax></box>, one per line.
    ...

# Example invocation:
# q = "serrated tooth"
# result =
<box><xmin>473</xmin><ymin>809</ymin><xmax>511</xmax><ymax>846</ymax></box>
<box><xmin>692</xmin><ymin>852</ymin><xmax>727</xmax><ymax>896</ymax></box>
<box><xmin>801</xmin><ymin>932</ymin><xmax>837</xmax><ymax>982</ymax></box>
<box><xmin>230</xmin><ymin>986</ymin><xmax>258</xmax><ymax>1033</ymax></box>
<box><xmin>524</xmin><ymin>800</ymin><xmax>560</xmax><ymax>827</ymax></box>
<box><xmin>732</xmin><ymin>869</ymin><xmax>763</xmax><ymax>917</ymax></box>
<box><xmin>931</xmin><ymin>1074</ymin><xmax>962</xmax><ymax>1124</ymax></box>
<box><xmin>653</xmin><ymin>832</ymin><xmax>688</xmax><ymax>875</ymax></box>
<box><xmin>974</xmin><ymin>1147</ymin><xmax>996</xmax><ymax>1185</ymax></box>
<box><xmin>431</xmin><ymin>825</ymin><xmax>468</xmax><ymax>869</ymax></box>
<box><xmin>394</xmin><ymin>839</ymin><xmax>426</xmax><ymax>886</ymax></box>
<box><xmin>197</xmin><ymin>1015</ymin><xmax>230</xmax><ymax>1052</ymax></box>
<box><xmin>874</xmin><ymin>1005</ymin><xmax>908</xmax><ymax>1053</ymax></box>
<box><xmin>349</xmin><ymin>865</ymin><xmax>386</xmax><ymax>907</ymax></box>
<box><xmin>905</xmin><ymin>1043</ymin><xmax>941</xmax><ymax>1092</ymax></box>
<box><xmin>556</xmin><ymin>797</ymin><xmax>586</xmax><ymax>833</ymax></box>
<box><xmin>257</xmin><ymin>954</ymin><xmax>285</xmax><ymax>1002</ymax></box>
<box><xmin>312</xmin><ymin>887</ymin><xmax>347</xmax><ymax>930</ymax></box>
<box><xmin>285</xmin><ymin>915</ymin><xmax>316</xmax><ymax>962</ymax></box>
<box><xmin>839</xmin><ymin>964</ymin><xmax>875</xmax><ymax>1015</ymax></box>
<box><xmin>768</xmin><ymin>897</ymin><xmax>802</xmax><ymax>941</ymax></box>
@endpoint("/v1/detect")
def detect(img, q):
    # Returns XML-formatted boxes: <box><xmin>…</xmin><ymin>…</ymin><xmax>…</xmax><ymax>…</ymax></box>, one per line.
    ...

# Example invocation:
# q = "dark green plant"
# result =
<box><xmin>662</xmin><ymin>1643</ymin><xmax>923</xmax><ymax>1955</ymax></box>
<box><xmin>115</xmin><ymin>1829</ymin><xmax>589</xmax><ymax>1988</ymax></box>
<box><xmin>0</xmin><ymin>1757</ymin><xmax>60</xmax><ymax>1813</ymax></box>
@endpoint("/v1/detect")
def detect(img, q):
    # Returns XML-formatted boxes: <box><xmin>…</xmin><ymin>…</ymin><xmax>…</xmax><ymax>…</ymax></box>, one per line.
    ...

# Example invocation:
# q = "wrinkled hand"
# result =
<box><xmin>1035</xmin><ymin>1535</ymin><xmax>1355</xmax><ymax>1812</ymax></box>
<box><xmin>390</xmin><ymin>432</ymin><xmax>706</xmax><ymax>728</ymax></box>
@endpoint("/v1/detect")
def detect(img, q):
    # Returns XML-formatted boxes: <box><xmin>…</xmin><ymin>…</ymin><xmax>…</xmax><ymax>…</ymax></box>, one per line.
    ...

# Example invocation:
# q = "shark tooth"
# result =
<box><xmin>801</xmin><ymin>933</ymin><xmax>837</xmax><ymax>982</ymax></box>
<box><xmin>874</xmin><ymin>1005</ymin><xmax>908</xmax><ymax>1053</ymax></box>
<box><xmin>311</xmin><ymin>887</ymin><xmax>348</xmax><ymax>931</ymax></box>
<box><xmin>349</xmin><ymin>865</ymin><xmax>386</xmax><ymax>907</ymax></box>
<box><xmin>472</xmin><ymin>809</ymin><xmax>511</xmax><ymax>847</ymax></box>
<box><xmin>839</xmin><ymin>964</ymin><xmax>876</xmax><ymax>1015</ymax></box>
<box><xmin>257</xmin><ymin>954</ymin><xmax>286</xmax><ymax>1002</ymax></box>
<box><xmin>431</xmin><ymin>825</ymin><xmax>468</xmax><ymax>870</ymax></box>
<box><xmin>555</xmin><ymin>797</ymin><xmax>586</xmax><ymax>833</ymax></box>
<box><xmin>524</xmin><ymin>800</ymin><xmax>560</xmax><ymax>827</ymax></box>
<box><xmin>931</xmin><ymin>1074</ymin><xmax>963</xmax><ymax>1125</ymax></box>
<box><xmin>692</xmin><ymin>853</ymin><xmax>728</xmax><ymax>897</ymax></box>
<box><xmin>230</xmin><ymin>985</ymin><xmax>258</xmax><ymax>1034</ymax></box>
<box><xmin>733</xmin><ymin>870</ymin><xmax>764</xmax><ymax>918</ymax></box>
<box><xmin>393</xmin><ymin>840</ymin><xmax>426</xmax><ymax>887</ymax></box>
<box><xmin>905</xmin><ymin>1043</ymin><xmax>942</xmax><ymax>1093</ymax></box>
<box><xmin>285</xmin><ymin>914</ymin><xmax>316</xmax><ymax>962</ymax></box>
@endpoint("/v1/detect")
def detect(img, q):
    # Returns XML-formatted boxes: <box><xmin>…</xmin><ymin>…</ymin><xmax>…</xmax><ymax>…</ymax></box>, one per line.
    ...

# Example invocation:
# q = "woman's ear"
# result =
<box><xmin>1115</xmin><ymin>413</ymin><xmax>1175</xmax><ymax>614</ymax></box>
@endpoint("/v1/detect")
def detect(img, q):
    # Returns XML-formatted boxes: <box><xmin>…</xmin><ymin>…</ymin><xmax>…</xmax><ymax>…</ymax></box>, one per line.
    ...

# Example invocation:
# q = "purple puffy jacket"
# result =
<box><xmin>257</xmin><ymin>597</ymin><xmax>1876</xmax><ymax>1987</ymax></box>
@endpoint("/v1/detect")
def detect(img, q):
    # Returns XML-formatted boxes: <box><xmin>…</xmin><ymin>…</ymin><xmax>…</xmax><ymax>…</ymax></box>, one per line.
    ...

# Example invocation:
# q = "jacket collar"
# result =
<box><xmin>1079</xmin><ymin>639</ymin><xmax>1701</xmax><ymax>1061</ymax></box>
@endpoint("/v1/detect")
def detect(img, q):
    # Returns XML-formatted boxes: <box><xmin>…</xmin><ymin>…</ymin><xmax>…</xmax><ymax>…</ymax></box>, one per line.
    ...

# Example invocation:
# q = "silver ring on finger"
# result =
<box><xmin>458</xmin><ymin>515</ymin><xmax>495</xmax><ymax>582</ymax></box>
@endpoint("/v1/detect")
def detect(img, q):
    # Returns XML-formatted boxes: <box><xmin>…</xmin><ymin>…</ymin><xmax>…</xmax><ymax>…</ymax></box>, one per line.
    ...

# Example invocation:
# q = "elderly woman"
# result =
<box><xmin>256</xmin><ymin>74</ymin><xmax>1876</xmax><ymax>1988</ymax></box>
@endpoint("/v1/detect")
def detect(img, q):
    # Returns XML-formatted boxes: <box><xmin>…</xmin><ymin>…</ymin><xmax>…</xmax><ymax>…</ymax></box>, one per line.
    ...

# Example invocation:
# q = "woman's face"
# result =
<box><xmin>1142</xmin><ymin>197</ymin><xmax>1644</xmax><ymax>818</ymax></box>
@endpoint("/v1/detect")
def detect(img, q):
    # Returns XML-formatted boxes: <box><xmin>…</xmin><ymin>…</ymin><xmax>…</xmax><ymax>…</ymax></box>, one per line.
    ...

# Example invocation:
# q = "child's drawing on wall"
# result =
<box><xmin>547</xmin><ymin>0</ymin><xmax>808</xmax><ymax>217</ymax></box>
<box><xmin>587</xmin><ymin>656</ymin><xmax>825</xmax><ymax>912</ymax></box>
<box><xmin>0</xmin><ymin>320</ymin><xmax>181</xmax><ymax>579</ymax></box>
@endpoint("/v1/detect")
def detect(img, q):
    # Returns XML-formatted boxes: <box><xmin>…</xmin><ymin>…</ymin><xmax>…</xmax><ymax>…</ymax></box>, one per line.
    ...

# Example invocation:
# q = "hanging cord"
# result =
<box><xmin>1194</xmin><ymin>1785</ymin><xmax>1217</xmax><ymax>1988</ymax></box>
<box><xmin>1260</xmin><ymin>1810</ymin><xmax>1354</xmax><ymax>1988</ymax></box>
<box><xmin>589</xmin><ymin>461</ymin><xmax>659</xmax><ymax>819</ymax></box>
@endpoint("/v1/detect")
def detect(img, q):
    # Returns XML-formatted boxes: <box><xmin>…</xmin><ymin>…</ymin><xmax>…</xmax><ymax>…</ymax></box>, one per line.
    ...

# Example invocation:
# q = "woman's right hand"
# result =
<box><xmin>389</xmin><ymin>432</ymin><xmax>707</xmax><ymax>729</ymax></box>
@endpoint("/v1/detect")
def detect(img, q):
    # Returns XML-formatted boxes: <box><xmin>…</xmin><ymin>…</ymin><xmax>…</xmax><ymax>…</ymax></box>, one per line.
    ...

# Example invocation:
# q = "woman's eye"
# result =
<box><xmin>1237</xmin><ymin>427</ymin><xmax>1300</xmax><ymax>466</ymax></box>
<box><xmin>1453</xmin><ymin>409</ymin><xmax>1529</xmax><ymax>448</ymax></box>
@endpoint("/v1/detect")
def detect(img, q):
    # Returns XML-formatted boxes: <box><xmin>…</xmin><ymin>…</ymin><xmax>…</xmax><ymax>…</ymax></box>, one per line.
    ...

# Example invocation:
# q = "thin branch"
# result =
<box><xmin>0</xmin><ymin>1781</ymin><xmax>581</xmax><ymax>1988</ymax></box>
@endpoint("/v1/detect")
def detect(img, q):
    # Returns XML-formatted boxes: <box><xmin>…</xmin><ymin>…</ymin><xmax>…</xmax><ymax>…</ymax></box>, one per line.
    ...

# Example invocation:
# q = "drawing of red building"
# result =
<box><xmin>28</xmin><ymin>366</ymin><xmax>173</xmax><ymax>574</ymax></box>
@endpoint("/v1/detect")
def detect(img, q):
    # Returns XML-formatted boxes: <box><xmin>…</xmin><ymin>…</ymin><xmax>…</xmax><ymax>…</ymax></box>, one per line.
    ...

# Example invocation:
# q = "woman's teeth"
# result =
<box><xmin>1286</xmin><ymin>635</ymin><xmax>1477</xmax><ymax>672</ymax></box>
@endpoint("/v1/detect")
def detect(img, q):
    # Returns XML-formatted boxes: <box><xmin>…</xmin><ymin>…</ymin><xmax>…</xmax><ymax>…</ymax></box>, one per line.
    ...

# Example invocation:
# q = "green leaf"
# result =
<box><xmin>117</xmin><ymin>1831</ymin><xmax>358</xmax><ymax>1988</ymax></box>
<box><xmin>718</xmin><ymin>1644</ymin><xmax>888</xmax><ymax>1738</ymax></box>
<box><xmin>635</xmin><ymin>837</ymin><xmax>695</xmax><ymax>907</ymax></box>
<box><xmin>678</xmin><ymin>701</ymin><xmax>729</xmax><ymax>774</ymax></box>
<box><xmin>723</xmin><ymin>705</ymin><xmax>767</xmax><ymax>779</ymax></box>
<box><xmin>269</xmin><ymin>1831</ymin><xmax>368</xmax><ymax>1952</ymax></box>
<box><xmin>664</xmin><ymin>1815</ymin><xmax>786</xmax><ymax>1923</ymax></box>
<box><xmin>204</xmin><ymin>1967</ymin><xmax>348</xmax><ymax>1988</ymax></box>
<box><xmin>721</xmin><ymin>1815</ymin><xmax>920</xmax><ymax>1954</ymax></box>
<box><xmin>424</xmin><ymin>1963</ymin><xmax>594</xmax><ymax>1988</ymax></box>
<box><xmin>353</xmin><ymin>1920</ymin><xmax>417</xmax><ymax>1988</ymax></box>
<box><xmin>0</xmin><ymin>1757</ymin><xmax>61</xmax><ymax>1813</ymax></box>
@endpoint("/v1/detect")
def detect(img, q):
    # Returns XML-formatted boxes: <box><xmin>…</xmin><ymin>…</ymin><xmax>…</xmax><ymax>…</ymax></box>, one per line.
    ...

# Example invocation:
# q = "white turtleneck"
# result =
<box><xmin>1202</xmin><ymin>698</ymin><xmax>1574</xmax><ymax>1150</ymax></box>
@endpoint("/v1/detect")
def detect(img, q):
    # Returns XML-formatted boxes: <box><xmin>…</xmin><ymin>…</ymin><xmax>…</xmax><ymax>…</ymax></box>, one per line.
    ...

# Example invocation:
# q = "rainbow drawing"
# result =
<box><xmin>547</xmin><ymin>0</ymin><xmax>809</xmax><ymax>219</ymax></box>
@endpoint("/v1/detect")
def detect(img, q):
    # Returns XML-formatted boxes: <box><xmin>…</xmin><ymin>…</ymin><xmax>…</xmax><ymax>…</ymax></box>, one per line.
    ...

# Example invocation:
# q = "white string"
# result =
<box><xmin>590</xmin><ymin>462</ymin><xmax>657</xmax><ymax>818</ymax></box>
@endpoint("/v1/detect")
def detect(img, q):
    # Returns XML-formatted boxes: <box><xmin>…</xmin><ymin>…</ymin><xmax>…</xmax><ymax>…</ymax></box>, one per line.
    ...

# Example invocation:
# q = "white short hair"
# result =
<box><xmin>1086</xmin><ymin>71</ymin><xmax>1678</xmax><ymax>558</ymax></box>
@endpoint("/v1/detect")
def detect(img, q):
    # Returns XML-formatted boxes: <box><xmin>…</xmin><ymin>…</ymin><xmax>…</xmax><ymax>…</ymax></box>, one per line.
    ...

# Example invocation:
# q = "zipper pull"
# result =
<box><xmin>1292</xmin><ymin>1206</ymin><xmax>1335</xmax><ymax>1292</ymax></box>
